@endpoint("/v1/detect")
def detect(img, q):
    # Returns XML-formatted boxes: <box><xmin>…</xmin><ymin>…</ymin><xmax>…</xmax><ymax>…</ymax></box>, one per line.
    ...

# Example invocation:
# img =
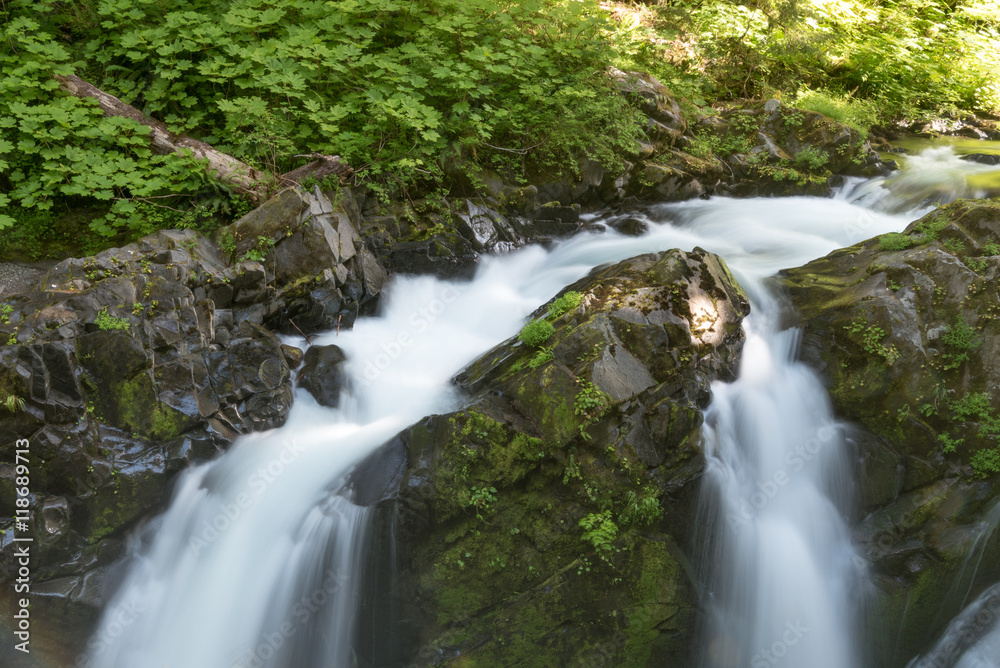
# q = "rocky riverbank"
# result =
<box><xmin>781</xmin><ymin>199</ymin><xmax>1000</xmax><ymax>665</ymax></box>
<box><xmin>0</xmin><ymin>69</ymin><xmax>941</xmax><ymax>666</ymax></box>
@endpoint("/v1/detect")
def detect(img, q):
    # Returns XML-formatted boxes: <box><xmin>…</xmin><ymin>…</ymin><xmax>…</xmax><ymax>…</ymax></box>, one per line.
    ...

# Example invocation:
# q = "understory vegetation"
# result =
<box><xmin>2</xmin><ymin>0</ymin><xmax>1000</xmax><ymax>258</ymax></box>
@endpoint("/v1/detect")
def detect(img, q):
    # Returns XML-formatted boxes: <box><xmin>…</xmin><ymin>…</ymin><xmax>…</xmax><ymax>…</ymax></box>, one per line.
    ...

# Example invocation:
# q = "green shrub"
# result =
<box><xmin>94</xmin><ymin>307</ymin><xmax>130</xmax><ymax>332</ymax></box>
<box><xmin>547</xmin><ymin>291</ymin><xmax>583</xmax><ymax>320</ymax></box>
<box><xmin>575</xmin><ymin>380</ymin><xmax>611</xmax><ymax>422</ymax></box>
<box><xmin>792</xmin><ymin>89</ymin><xmax>878</xmax><ymax>139</ymax></box>
<box><xmin>941</xmin><ymin>317</ymin><xmax>981</xmax><ymax>370</ymax></box>
<box><xmin>970</xmin><ymin>448</ymin><xmax>1000</xmax><ymax>478</ymax></box>
<box><xmin>527</xmin><ymin>348</ymin><xmax>555</xmax><ymax>370</ymax></box>
<box><xmin>950</xmin><ymin>391</ymin><xmax>992</xmax><ymax>422</ymax></box>
<box><xmin>620</xmin><ymin>489</ymin><xmax>663</xmax><ymax>526</ymax></box>
<box><xmin>794</xmin><ymin>146</ymin><xmax>829</xmax><ymax>171</ymax></box>
<box><xmin>879</xmin><ymin>233</ymin><xmax>912</xmax><ymax>251</ymax></box>
<box><xmin>579</xmin><ymin>511</ymin><xmax>618</xmax><ymax>557</ymax></box>
<box><xmin>518</xmin><ymin>319</ymin><xmax>555</xmax><ymax>348</ymax></box>
<box><xmin>1</xmin><ymin>0</ymin><xmax>644</xmax><ymax>244</ymax></box>
<box><xmin>4</xmin><ymin>395</ymin><xmax>26</xmax><ymax>413</ymax></box>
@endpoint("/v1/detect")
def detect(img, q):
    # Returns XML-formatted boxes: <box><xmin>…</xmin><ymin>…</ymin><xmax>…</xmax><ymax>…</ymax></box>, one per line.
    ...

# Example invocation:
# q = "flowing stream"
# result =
<box><xmin>87</xmin><ymin>148</ymin><xmax>1000</xmax><ymax>667</ymax></box>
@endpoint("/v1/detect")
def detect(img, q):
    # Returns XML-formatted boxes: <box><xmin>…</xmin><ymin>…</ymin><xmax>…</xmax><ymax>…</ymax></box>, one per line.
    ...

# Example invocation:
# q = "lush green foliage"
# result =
<box><xmin>518</xmin><ymin>319</ymin><xmax>555</xmax><ymax>348</ymax></box>
<box><xmin>879</xmin><ymin>233</ymin><xmax>913</xmax><ymax>251</ymax></box>
<box><xmin>527</xmin><ymin>347</ymin><xmax>555</xmax><ymax>369</ymax></box>
<box><xmin>4</xmin><ymin>395</ymin><xmax>26</xmax><ymax>413</ymax></box>
<box><xmin>5</xmin><ymin>0</ymin><xmax>1000</xmax><ymax>259</ymax></box>
<box><xmin>617</xmin><ymin>0</ymin><xmax>1000</xmax><ymax>122</ymax></box>
<box><xmin>547</xmin><ymin>291</ymin><xmax>582</xmax><ymax>320</ymax></box>
<box><xmin>579</xmin><ymin>510</ymin><xmax>619</xmax><ymax>557</ymax></box>
<box><xmin>940</xmin><ymin>317</ymin><xmax>981</xmax><ymax>370</ymax></box>
<box><xmin>1</xmin><ymin>0</ymin><xmax>646</xmax><ymax>254</ymax></box>
<box><xmin>94</xmin><ymin>307</ymin><xmax>130</xmax><ymax>331</ymax></box>
<box><xmin>947</xmin><ymin>390</ymin><xmax>1000</xmax><ymax>477</ymax></box>
<box><xmin>792</xmin><ymin>89</ymin><xmax>878</xmax><ymax>140</ymax></box>
<box><xmin>845</xmin><ymin>315</ymin><xmax>900</xmax><ymax>365</ymax></box>
<box><xmin>619</xmin><ymin>489</ymin><xmax>663</xmax><ymax>526</ymax></box>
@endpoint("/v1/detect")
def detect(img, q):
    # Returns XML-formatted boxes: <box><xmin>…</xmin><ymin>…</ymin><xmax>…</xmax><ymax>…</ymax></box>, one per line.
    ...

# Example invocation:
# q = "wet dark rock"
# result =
<box><xmin>389</xmin><ymin>233</ymin><xmax>480</xmax><ymax>279</ymax></box>
<box><xmin>296</xmin><ymin>344</ymin><xmax>348</xmax><ymax>408</ymax></box>
<box><xmin>280</xmin><ymin>344</ymin><xmax>304</xmax><ymax>368</ymax></box>
<box><xmin>222</xmin><ymin>187</ymin><xmax>388</xmax><ymax>331</ymax></box>
<box><xmin>357</xmin><ymin>248</ymin><xmax>750</xmax><ymax>666</ymax></box>
<box><xmin>960</xmin><ymin>152</ymin><xmax>1000</xmax><ymax>166</ymax></box>
<box><xmin>0</xmin><ymin>213</ymin><xmax>348</xmax><ymax>659</ymax></box>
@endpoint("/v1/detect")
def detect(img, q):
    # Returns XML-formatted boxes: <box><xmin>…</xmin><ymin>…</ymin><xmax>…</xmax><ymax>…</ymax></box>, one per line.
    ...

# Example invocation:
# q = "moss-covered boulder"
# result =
<box><xmin>626</xmin><ymin>100</ymin><xmax>888</xmax><ymax>202</ymax></box>
<box><xmin>0</xmin><ymin>227</ymin><xmax>303</xmax><ymax>664</ymax></box>
<box><xmin>780</xmin><ymin>199</ymin><xmax>1000</xmax><ymax>664</ymax></box>
<box><xmin>354</xmin><ymin>248</ymin><xmax>750</xmax><ymax>666</ymax></box>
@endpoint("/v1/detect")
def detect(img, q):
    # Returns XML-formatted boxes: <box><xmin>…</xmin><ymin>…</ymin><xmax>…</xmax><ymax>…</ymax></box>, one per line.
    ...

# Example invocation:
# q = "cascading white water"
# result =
<box><xmin>910</xmin><ymin>581</ymin><xmax>1000</xmax><ymax>668</ymax></box>
<box><xmin>845</xmin><ymin>146</ymin><xmax>1000</xmax><ymax>214</ymax></box>
<box><xmin>86</xmin><ymin>147</ymin><xmax>1000</xmax><ymax>667</ymax></box>
<box><xmin>693</xmin><ymin>300</ymin><xmax>862</xmax><ymax>668</ymax></box>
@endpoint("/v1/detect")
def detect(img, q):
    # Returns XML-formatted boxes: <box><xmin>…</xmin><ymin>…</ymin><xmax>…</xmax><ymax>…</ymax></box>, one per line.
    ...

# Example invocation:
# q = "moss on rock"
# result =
<box><xmin>365</xmin><ymin>248</ymin><xmax>751</xmax><ymax>666</ymax></box>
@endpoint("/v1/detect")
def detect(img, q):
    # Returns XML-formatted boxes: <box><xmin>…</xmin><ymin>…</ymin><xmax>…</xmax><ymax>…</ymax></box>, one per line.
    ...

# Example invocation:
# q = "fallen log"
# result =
<box><xmin>282</xmin><ymin>153</ymin><xmax>354</xmax><ymax>186</ymax></box>
<box><xmin>55</xmin><ymin>74</ymin><xmax>274</xmax><ymax>202</ymax></box>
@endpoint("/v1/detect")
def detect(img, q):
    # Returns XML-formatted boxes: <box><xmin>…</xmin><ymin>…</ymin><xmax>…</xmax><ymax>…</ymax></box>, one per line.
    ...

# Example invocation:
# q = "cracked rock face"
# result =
<box><xmin>0</xmin><ymin>186</ymin><xmax>388</xmax><ymax>663</ymax></box>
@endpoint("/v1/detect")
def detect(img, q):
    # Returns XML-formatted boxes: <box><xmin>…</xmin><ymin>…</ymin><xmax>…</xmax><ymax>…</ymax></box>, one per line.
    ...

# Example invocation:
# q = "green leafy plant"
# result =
<box><xmin>845</xmin><ymin>315</ymin><xmax>900</xmax><ymax>365</ymax></box>
<box><xmin>794</xmin><ymin>146</ymin><xmax>829</xmax><ymax>171</ymax></box>
<box><xmin>792</xmin><ymin>89</ymin><xmax>877</xmax><ymax>139</ymax></box>
<box><xmin>467</xmin><ymin>485</ymin><xmax>498</xmax><ymax>521</ymax></box>
<box><xmin>527</xmin><ymin>347</ymin><xmax>554</xmax><ymax>370</ymax></box>
<box><xmin>575</xmin><ymin>380</ymin><xmax>611</xmax><ymax>439</ymax></box>
<box><xmin>219</xmin><ymin>230</ymin><xmax>237</xmax><ymax>259</ymax></box>
<box><xmin>0</xmin><ymin>304</ymin><xmax>12</xmax><ymax>324</ymax></box>
<box><xmin>879</xmin><ymin>233</ymin><xmax>912</xmax><ymax>252</ymax></box>
<box><xmin>240</xmin><ymin>235</ymin><xmax>274</xmax><ymax>263</ymax></box>
<box><xmin>1</xmin><ymin>0</ymin><xmax>646</xmax><ymax>240</ymax></box>
<box><xmin>620</xmin><ymin>489</ymin><xmax>663</xmax><ymax>526</ymax></box>
<box><xmin>579</xmin><ymin>511</ymin><xmax>619</xmax><ymax>560</ymax></box>
<box><xmin>943</xmin><ymin>238</ymin><xmax>966</xmax><ymax>255</ymax></box>
<box><xmin>940</xmin><ymin>317</ymin><xmax>981</xmax><ymax>370</ymax></box>
<box><xmin>966</xmin><ymin>257</ymin><xmax>990</xmax><ymax>273</ymax></box>
<box><xmin>94</xmin><ymin>307</ymin><xmax>130</xmax><ymax>332</ymax></box>
<box><xmin>938</xmin><ymin>431</ymin><xmax>964</xmax><ymax>454</ymax></box>
<box><xmin>950</xmin><ymin>391</ymin><xmax>993</xmax><ymax>422</ymax></box>
<box><xmin>547</xmin><ymin>291</ymin><xmax>583</xmax><ymax>320</ymax></box>
<box><xmin>518</xmin><ymin>319</ymin><xmax>555</xmax><ymax>348</ymax></box>
<box><xmin>4</xmin><ymin>395</ymin><xmax>25</xmax><ymax>413</ymax></box>
<box><xmin>945</xmin><ymin>391</ymin><xmax>1000</xmax><ymax>477</ymax></box>
<box><xmin>970</xmin><ymin>448</ymin><xmax>1000</xmax><ymax>478</ymax></box>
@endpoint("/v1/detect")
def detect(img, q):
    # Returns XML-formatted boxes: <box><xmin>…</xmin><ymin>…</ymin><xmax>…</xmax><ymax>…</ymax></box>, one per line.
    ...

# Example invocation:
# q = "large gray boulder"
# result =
<box><xmin>349</xmin><ymin>248</ymin><xmax>750</xmax><ymax>666</ymax></box>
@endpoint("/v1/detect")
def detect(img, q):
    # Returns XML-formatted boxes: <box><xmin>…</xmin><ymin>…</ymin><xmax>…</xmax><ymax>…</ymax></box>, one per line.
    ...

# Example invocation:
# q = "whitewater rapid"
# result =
<box><xmin>86</xmin><ymin>147</ymin><xmax>998</xmax><ymax>667</ymax></box>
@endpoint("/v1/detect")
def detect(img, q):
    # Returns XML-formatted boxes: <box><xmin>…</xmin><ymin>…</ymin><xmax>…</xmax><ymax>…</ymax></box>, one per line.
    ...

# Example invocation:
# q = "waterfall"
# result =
<box><xmin>85</xmin><ymin>147</ymin><xmax>999</xmax><ymax>667</ymax></box>
<box><xmin>910</xmin><ymin>581</ymin><xmax>1000</xmax><ymax>668</ymax></box>
<box><xmin>693</xmin><ymin>295</ymin><xmax>863</xmax><ymax>668</ymax></box>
